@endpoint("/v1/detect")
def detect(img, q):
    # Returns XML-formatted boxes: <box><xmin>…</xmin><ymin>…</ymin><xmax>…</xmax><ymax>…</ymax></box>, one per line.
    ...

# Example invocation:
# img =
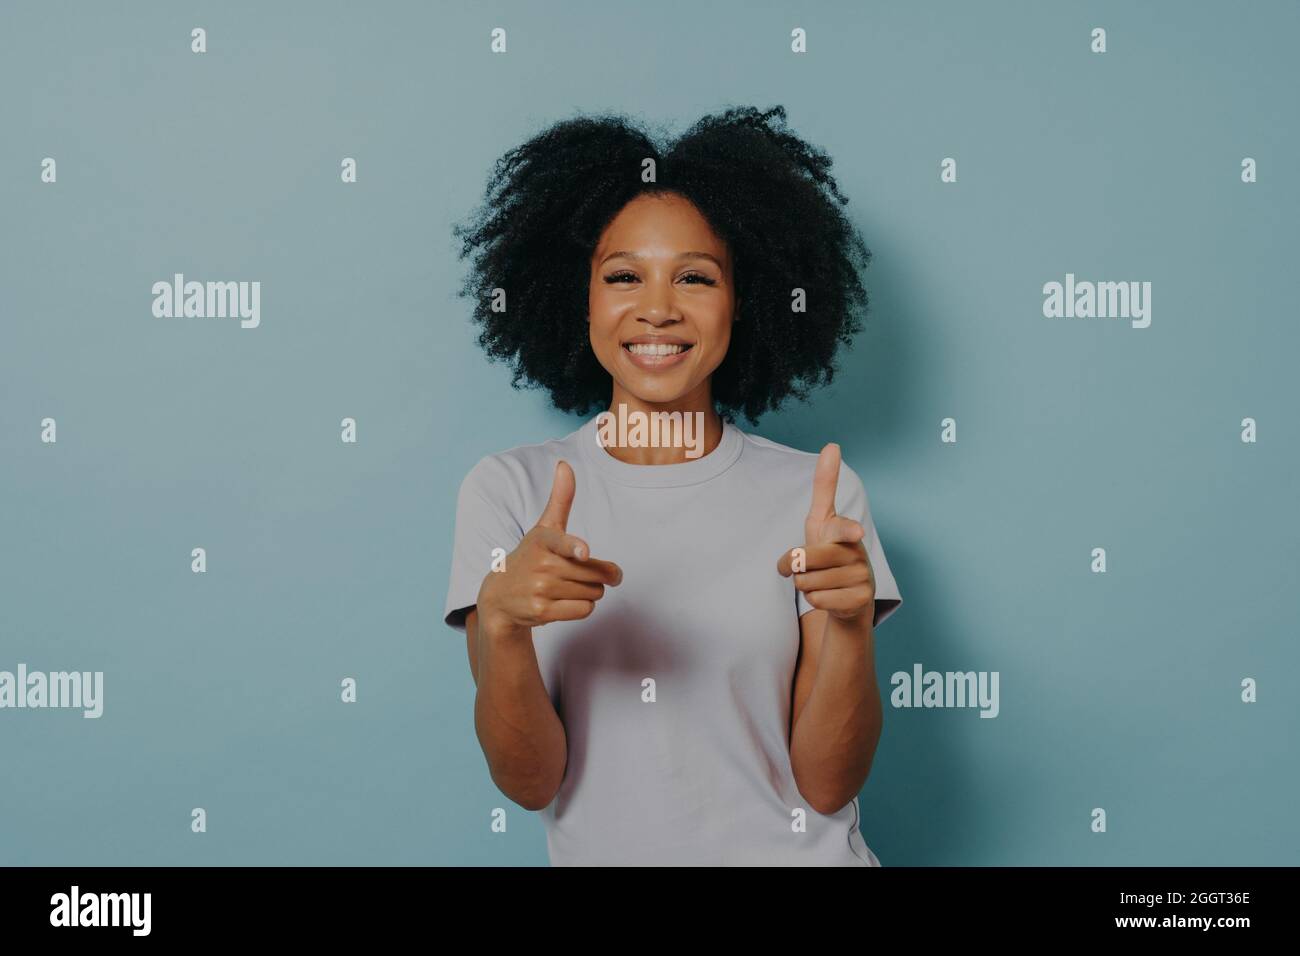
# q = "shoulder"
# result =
<box><xmin>736</xmin><ymin>427</ymin><xmax>868</xmax><ymax>500</ymax></box>
<box><xmin>457</xmin><ymin>421</ymin><xmax>588</xmax><ymax>501</ymax></box>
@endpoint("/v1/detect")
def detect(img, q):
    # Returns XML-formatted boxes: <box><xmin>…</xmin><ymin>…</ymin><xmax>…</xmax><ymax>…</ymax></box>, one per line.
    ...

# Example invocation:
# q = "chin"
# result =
<box><xmin>617</xmin><ymin>383</ymin><xmax>692</xmax><ymax>405</ymax></box>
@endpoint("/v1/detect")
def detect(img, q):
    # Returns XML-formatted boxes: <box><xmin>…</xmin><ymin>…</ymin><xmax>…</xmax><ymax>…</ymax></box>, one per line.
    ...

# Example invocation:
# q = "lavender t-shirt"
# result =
<box><xmin>443</xmin><ymin>414</ymin><xmax>903</xmax><ymax>866</ymax></box>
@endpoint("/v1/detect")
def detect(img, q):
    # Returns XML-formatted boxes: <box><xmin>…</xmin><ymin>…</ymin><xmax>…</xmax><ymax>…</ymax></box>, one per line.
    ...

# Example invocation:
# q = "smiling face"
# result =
<box><xmin>588</xmin><ymin>191</ymin><xmax>737</xmax><ymax>412</ymax></box>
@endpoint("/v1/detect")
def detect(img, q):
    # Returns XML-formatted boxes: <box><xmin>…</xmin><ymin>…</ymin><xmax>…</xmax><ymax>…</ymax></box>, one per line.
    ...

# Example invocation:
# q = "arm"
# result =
<box><xmin>780</xmin><ymin>444</ymin><xmax>885</xmax><ymax>815</ymax></box>
<box><xmin>457</xmin><ymin>458</ymin><xmax>622</xmax><ymax>812</ymax></box>
<box><xmin>788</xmin><ymin>607</ymin><xmax>883</xmax><ymax>815</ymax></box>
<box><xmin>465</xmin><ymin>606</ymin><xmax>568</xmax><ymax>812</ymax></box>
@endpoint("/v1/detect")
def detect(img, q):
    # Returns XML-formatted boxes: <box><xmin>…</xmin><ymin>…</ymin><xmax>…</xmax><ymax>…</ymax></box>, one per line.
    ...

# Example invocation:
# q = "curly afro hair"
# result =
<box><xmin>452</xmin><ymin>105</ymin><xmax>871</xmax><ymax>425</ymax></box>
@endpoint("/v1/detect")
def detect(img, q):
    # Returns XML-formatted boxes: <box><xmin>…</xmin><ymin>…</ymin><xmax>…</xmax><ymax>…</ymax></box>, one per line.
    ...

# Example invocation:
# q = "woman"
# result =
<box><xmin>443</xmin><ymin>106</ymin><xmax>903</xmax><ymax>866</ymax></box>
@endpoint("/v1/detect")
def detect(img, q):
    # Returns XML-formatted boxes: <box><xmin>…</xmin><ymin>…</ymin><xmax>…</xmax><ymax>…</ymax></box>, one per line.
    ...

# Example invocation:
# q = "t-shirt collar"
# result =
<box><xmin>578</xmin><ymin>412</ymin><xmax>744</xmax><ymax>488</ymax></box>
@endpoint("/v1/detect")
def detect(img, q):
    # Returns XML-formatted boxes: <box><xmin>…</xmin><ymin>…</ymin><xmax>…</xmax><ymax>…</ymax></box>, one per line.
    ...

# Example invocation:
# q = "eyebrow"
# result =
<box><xmin>599</xmin><ymin>250</ymin><xmax>724</xmax><ymax>268</ymax></box>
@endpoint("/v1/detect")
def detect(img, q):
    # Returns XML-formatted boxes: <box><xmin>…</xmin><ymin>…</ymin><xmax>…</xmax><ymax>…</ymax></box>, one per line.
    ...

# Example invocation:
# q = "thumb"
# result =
<box><xmin>536</xmin><ymin>459</ymin><xmax>576</xmax><ymax>532</ymax></box>
<box><xmin>808</xmin><ymin>443</ymin><xmax>841</xmax><ymax>522</ymax></box>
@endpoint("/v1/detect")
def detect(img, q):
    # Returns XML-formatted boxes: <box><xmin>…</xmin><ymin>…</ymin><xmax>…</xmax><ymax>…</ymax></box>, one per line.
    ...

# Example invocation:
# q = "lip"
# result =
<box><xmin>620</xmin><ymin>335</ymin><xmax>695</xmax><ymax>371</ymax></box>
<box><xmin>622</xmin><ymin>334</ymin><xmax>694</xmax><ymax>346</ymax></box>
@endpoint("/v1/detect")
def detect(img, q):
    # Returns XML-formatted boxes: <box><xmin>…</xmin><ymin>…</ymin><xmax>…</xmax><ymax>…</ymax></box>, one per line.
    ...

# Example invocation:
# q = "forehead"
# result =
<box><xmin>594</xmin><ymin>192</ymin><xmax>728</xmax><ymax>256</ymax></box>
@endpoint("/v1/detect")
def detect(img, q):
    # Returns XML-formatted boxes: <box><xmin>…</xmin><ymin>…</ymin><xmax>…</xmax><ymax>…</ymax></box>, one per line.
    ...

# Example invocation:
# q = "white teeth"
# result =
<box><xmin>626</xmin><ymin>343</ymin><xmax>686</xmax><ymax>356</ymax></box>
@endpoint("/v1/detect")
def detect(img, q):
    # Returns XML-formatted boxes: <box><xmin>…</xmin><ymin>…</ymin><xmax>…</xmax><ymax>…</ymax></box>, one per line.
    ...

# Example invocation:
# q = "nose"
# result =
<box><xmin>638</xmin><ymin>272</ymin><xmax>682</xmax><ymax>326</ymax></box>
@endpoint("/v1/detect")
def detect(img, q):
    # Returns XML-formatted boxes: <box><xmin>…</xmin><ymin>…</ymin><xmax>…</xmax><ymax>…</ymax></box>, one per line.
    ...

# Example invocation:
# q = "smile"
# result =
<box><xmin>622</xmin><ymin>341</ymin><xmax>694</xmax><ymax>369</ymax></box>
<box><xmin>624</xmin><ymin>342</ymin><xmax>690</xmax><ymax>355</ymax></box>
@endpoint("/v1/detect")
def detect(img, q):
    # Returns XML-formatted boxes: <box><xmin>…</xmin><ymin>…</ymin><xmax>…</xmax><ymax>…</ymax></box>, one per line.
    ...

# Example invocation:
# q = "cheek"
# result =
<box><xmin>586</xmin><ymin>294</ymin><xmax>614</xmax><ymax>344</ymax></box>
<box><xmin>703</xmin><ymin>338</ymin><xmax>730</xmax><ymax>375</ymax></box>
<box><xmin>588</xmin><ymin>287</ymin><xmax>624</xmax><ymax>330</ymax></box>
<box><xmin>703</xmin><ymin>314</ymin><xmax>733</xmax><ymax>364</ymax></box>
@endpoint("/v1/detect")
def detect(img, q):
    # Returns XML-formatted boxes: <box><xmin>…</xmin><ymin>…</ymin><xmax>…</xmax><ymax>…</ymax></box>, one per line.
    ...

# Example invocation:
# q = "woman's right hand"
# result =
<box><xmin>475</xmin><ymin>459</ymin><xmax>623</xmax><ymax>637</ymax></box>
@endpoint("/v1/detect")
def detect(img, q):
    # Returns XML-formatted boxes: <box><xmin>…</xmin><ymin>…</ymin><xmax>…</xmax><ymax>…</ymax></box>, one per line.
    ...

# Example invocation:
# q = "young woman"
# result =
<box><xmin>443</xmin><ymin>106</ymin><xmax>903</xmax><ymax>866</ymax></box>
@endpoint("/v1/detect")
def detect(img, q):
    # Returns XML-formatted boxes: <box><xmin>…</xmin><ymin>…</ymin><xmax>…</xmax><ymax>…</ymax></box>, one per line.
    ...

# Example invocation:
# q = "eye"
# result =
<box><xmin>602</xmin><ymin>270</ymin><xmax>718</xmax><ymax>286</ymax></box>
<box><xmin>680</xmin><ymin>272</ymin><xmax>717</xmax><ymax>286</ymax></box>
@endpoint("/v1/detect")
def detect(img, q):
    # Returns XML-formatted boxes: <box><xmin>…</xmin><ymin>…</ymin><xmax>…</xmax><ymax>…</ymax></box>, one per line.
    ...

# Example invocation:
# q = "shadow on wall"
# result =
<box><xmin>772</xmin><ymin>233</ymin><xmax>998</xmax><ymax>866</ymax></box>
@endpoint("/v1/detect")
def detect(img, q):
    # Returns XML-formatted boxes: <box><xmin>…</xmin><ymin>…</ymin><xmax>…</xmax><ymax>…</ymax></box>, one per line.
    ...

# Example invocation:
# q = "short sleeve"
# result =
<box><xmin>796</xmin><ymin>461</ymin><xmax>903</xmax><ymax>629</ymax></box>
<box><xmin>442</xmin><ymin>454</ymin><xmax>527</xmax><ymax>632</ymax></box>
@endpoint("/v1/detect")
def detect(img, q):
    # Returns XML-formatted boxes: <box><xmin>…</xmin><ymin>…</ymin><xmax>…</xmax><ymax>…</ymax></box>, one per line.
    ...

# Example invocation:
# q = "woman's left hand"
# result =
<box><xmin>776</xmin><ymin>443</ymin><xmax>876</xmax><ymax>623</ymax></box>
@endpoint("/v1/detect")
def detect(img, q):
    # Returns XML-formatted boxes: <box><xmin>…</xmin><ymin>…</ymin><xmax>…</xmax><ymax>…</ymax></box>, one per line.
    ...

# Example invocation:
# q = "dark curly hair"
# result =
<box><xmin>452</xmin><ymin>105</ymin><xmax>871</xmax><ymax>425</ymax></box>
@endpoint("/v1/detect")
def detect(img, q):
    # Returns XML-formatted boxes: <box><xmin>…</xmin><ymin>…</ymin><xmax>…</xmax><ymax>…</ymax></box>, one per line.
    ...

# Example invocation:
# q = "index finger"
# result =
<box><xmin>534</xmin><ymin>525</ymin><xmax>590</xmax><ymax>561</ymax></box>
<box><xmin>573</xmin><ymin>556</ymin><xmax>622</xmax><ymax>586</ymax></box>
<box><xmin>777</xmin><ymin>541</ymin><xmax>863</xmax><ymax>575</ymax></box>
<box><xmin>533</xmin><ymin>528</ymin><xmax>623</xmax><ymax>584</ymax></box>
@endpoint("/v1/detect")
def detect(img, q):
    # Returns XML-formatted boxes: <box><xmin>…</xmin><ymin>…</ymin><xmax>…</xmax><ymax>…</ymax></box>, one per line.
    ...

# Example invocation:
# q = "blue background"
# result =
<box><xmin>2</xmin><ymin>0</ymin><xmax>1296</xmax><ymax>865</ymax></box>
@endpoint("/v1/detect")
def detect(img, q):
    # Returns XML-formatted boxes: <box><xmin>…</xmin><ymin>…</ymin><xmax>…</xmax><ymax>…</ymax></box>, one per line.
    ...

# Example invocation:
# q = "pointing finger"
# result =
<box><xmin>820</xmin><ymin>515</ymin><xmax>865</xmax><ymax>546</ymax></box>
<box><xmin>533</xmin><ymin>528</ymin><xmax>622</xmax><ymax>583</ymax></box>
<box><xmin>535</xmin><ymin>526</ymin><xmax>590</xmax><ymax>562</ymax></box>
<box><xmin>778</xmin><ymin>541</ymin><xmax>863</xmax><ymax>576</ymax></box>
<box><xmin>569</xmin><ymin>556</ymin><xmax>623</xmax><ymax>586</ymax></box>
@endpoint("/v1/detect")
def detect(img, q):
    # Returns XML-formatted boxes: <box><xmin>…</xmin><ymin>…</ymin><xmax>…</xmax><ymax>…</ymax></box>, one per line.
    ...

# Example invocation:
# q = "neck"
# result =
<box><xmin>599</xmin><ymin>385</ymin><xmax>723</xmax><ymax>465</ymax></box>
